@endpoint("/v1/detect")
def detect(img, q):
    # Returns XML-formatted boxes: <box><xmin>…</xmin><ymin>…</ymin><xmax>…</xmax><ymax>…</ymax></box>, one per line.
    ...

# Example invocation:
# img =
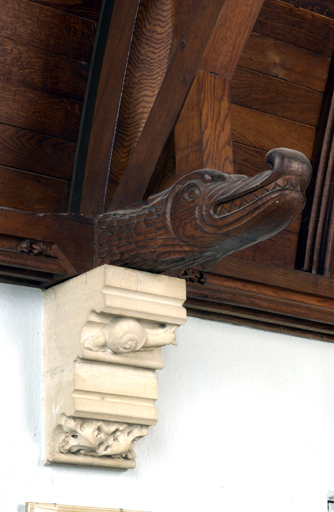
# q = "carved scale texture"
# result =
<box><xmin>96</xmin><ymin>190</ymin><xmax>184</xmax><ymax>271</ymax></box>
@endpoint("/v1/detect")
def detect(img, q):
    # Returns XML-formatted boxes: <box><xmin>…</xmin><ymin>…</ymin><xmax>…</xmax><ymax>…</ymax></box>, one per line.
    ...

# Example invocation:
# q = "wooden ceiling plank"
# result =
<box><xmin>0</xmin><ymin>165</ymin><xmax>70</xmax><ymax>213</ymax></box>
<box><xmin>236</xmin><ymin>230</ymin><xmax>299</xmax><ymax>268</ymax></box>
<box><xmin>174</xmin><ymin>70</ymin><xmax>233</xmax><ymax>178</ymax></box>
<box><xmin>254</xmin><ymin>0</ymin><xmax>334</xmax><ymax>57</ymax></box>
<box><xmin>27</xmin><ymin>0</ymin><xmax>103</xmax><ymax>21</ymax></box>
<box><xmin>110</xmin><ymin>0</ymin><xmax>264</xmax><ymax>211</ymax></box>
<box><xmin>0</xmin><ymin>264</ymin><xmax>53</xmax><ymax>283</ymax></box>
<box><xmin>0</xmin><ymin>250</ymin><xmax>68</xmax><ymax>275</ymax></box>
<box><xmin>239</xmin><ymin>32</ymin><xmax>330</xmax><ymax>93</ymax></box>
<box><xmin>214</xmin><ymin>254</ymin><xmax>334</xmax><ymax>299</ymax></box>
<box><xmin>185</xmin><ymin>279</ymin><xmax>334</xmax><ymax>325</ymax></box>
<box><xmin>0</xmin><ymin>124</ymin><xmax>75</xmax><ymax>180</ymax></box>
<box><xmin>231</xmin><ymin>104</ymin><xmax>315</xmax><ymax>160</ymax></box>
<box><xmin>76</xmin><ymin>0</ymin><xmax>141</xmax><ymax>216</ymax></box>
<box><xmin>233</xmin><ymin>143</ymin><xmax>268</xmax><ymax>177</ymax></box>
<box><xmin>186</xmin><ymin>303</ymin><xmax>334</xmax><ymax>342</ymax></box>
<box><xmin>0</xmin><ymin>82</ymin><xmax>82</xmax><ymax>142</ymax></box>
<box><xmin>279</xmin><ymin>0</ymin><xmax>334</xmax><ymax>20</ymax></box>
<box><xmin>0</xmin><ymin>37</ymin><xmax>89</xmax><ymax>102</ymax></box>
<box><xmin>0</xmin><ymin>0</ymin><xmax>96</xmax><ymax>61</ymax></box>
<box><xmin>231</xmin><ymin>67</ymin><xmax>323</xmax><ymax>127</ymax></box>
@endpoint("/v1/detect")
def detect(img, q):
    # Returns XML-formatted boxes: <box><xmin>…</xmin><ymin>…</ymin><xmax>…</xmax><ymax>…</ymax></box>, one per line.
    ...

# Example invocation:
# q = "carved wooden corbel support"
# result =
<box><xmin>95</xmin><ymin>148</ymin><xmax>312</xmax><ymax>273</ymax></box>
<box><xmin>44</xmin><ymin>264</ymin><xmax>186</xmax><ymax>469</ymax></box>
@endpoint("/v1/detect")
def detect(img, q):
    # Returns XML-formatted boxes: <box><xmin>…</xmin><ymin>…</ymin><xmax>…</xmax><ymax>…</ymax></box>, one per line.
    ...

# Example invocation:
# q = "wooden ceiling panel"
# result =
<box><xmin>0</xmin><ymin>38</ymin><xmax>89</xmax><ymax>101</ymax></box>
<box><xmin>231</xmin><ymin>104</ymin><xmax>315</xmax><ymax>159</ymax></box>
<box><xmin>254</xmin><ymin>0</ymin><xmax>334</xmax><ymax>57</ymax></box>
<box><xmin>0</xmin><ymin>124</ymin><xmax>75</xmax><ymax>180</ymax></box>
<box><xmin>0</xmin><ymin>0</ymin><xmax>96</xmax><ymax>61</ymax></box>
<box><xmin>238</xmin><ymin>32</ymin><xmax>330</xmax><ymax>92</ymax></box>
<box><xmin>231</xmin><ymin>67</ymin><xmax>323</xmax><ymax>126</ymax></box>
<box><xmin>280</xmin><ymin>0</ymin><xmax>334</xmax><ymax>20</ymax></box>
<box><xmin>0</xmin><ymin>82</ymin><xmax>82</xmax><ymax>142</ymax></box>
<box><xmin>28</xmin><ymin>0</ymin><xmax>103</xmax><ymax>20</ymax></box>
<box><xmin>0</xmin><ymin>166</ymin><xmax>69</xmax><ymax>213</ymax></box>
<box><xmin>232</xmin><ymin>230</ymin><xmax>299</xmax><ymax>269</ymax></box>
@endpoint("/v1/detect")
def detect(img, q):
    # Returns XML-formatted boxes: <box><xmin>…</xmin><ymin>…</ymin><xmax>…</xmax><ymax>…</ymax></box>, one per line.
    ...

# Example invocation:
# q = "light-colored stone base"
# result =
<box><xmin>44</xmin><ymin>264</ymin><xmax>186</xmax><ymax>469</ymax></box>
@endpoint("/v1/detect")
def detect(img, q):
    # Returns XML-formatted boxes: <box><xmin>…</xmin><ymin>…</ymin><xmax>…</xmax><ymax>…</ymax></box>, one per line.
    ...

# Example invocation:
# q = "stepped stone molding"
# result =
<box><xmin>44</xmin><ymin>264</ymin><xmax>186</xmax><ymax>469</ymax></box>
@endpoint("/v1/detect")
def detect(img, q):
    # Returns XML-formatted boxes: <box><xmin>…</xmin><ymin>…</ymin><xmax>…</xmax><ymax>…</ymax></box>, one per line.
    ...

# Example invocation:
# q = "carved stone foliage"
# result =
<box><xmin>57</xmin><ymin>415</ymin><xmax>148</xmax><ymax>460</ymax></box>
<box><xmin>95</xmin><ymin>148</ymin><xmax>312</xmax><ymax>273</ymax></box>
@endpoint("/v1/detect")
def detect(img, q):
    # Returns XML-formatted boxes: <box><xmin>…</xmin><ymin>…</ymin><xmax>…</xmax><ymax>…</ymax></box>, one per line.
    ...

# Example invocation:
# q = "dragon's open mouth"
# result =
<box><xmin>214</xmin><ymin>175</ymin><xmax>303</xmax><ymax>217</ymax></box>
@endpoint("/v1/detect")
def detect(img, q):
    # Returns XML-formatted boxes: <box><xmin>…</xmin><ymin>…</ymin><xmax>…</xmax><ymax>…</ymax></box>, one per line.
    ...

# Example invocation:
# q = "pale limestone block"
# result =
<box><xmin>43</xmin><ymin>264</ymin><xmax>186</xmax><ymax>469</ymax></box>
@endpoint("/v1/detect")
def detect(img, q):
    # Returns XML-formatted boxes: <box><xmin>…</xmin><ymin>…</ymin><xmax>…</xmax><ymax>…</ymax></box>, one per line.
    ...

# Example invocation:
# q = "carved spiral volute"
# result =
<box><xmin>106</xmin><ymin>318</ymin><xmax>147</xmax><ymax>353</ymax></box>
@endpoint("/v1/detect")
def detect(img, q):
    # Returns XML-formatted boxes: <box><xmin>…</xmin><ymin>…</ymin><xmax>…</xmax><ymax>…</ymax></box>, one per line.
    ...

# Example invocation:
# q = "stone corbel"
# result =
<box><xmin>43</xmin><ymin>264</ymin><xmax>186</xmax><ymax>469</ymax></box>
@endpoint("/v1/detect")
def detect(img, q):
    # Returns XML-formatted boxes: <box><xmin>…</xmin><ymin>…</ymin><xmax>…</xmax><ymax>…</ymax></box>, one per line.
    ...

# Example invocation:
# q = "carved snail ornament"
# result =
<box><xmin>83</xmin><ymin>317</ymin><xmax>147</xmax><ymax>354</ymax></box>
<box><xmin>81</xmin><ymin>317</ymin><xmax>177</xmax><ymax>355</ymax></box>
<box><xmin>95</xmin><ymin>148</ymin><xmax>312</xmax><ymax>273</ymax></box>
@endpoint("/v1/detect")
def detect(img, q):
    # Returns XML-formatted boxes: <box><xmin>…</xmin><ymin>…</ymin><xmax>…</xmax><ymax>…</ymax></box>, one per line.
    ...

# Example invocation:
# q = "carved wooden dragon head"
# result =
<box><xmin>95</xmin><ymin>148</ymin><xmax>312</xmax><ymax>273</ymax></box>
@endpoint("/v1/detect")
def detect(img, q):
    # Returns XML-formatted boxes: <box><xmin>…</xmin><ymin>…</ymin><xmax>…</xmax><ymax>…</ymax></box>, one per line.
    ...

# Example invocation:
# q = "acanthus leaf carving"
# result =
<box><xmin>58</xmin><ymin>415</ymin><xmax>149</xmax><ymax>460</ymax></box>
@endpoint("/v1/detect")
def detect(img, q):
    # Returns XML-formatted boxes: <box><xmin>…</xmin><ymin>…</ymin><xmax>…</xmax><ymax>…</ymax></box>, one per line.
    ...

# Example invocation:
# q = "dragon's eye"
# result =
<box><xmin>181</xmin><ymin>183</ymin><xmax>201</xmax><ymax>202</ymax></box>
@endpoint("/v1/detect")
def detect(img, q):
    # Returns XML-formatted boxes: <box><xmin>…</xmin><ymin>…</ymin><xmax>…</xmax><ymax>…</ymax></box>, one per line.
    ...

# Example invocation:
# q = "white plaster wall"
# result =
<box><xmin>1</xmin><ymin>282</ymin><xmax>334</xmax><ymax>512</ymax></box>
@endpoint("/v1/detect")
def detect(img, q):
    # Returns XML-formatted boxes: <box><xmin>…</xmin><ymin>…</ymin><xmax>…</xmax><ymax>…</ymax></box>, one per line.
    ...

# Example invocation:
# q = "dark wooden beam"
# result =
<box><xmin>0</xmin><ymin>209</ymin><xmax>93</xmax><ymax>283</ymax></box>
<box><xmin>105</xmin><ymin>0</ymin><xmax>173</xmax><ymax>209</ymax></box>
<box><xmin>174</xmin><ymin>70</ymin><xmax>233</xmax><ymax>178</ymax></box>
<box><xmin>71</xmin><ymin>0</ymin><xmax>140</xmax><ymax>216</ymax></box>
<box><xmin>109</xmin><ymin>0</ymin><xmax>265</xmax><ymax>211</ymax></box>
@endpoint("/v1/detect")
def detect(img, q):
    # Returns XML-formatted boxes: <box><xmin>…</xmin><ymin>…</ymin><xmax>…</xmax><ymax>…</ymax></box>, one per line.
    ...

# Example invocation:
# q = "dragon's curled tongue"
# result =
<box><xmin>95</xmin><ymin>148</ymin><xmax>312</xmax><ymax>273</ymax></box>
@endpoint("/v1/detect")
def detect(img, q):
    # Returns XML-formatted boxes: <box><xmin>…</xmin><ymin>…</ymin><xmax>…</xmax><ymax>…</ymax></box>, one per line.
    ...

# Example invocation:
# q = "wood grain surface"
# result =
<box><xmin>0</xmin><ymin>82</ymin><xmax>82</xmax><ymax>141</ymax></box>
<box><xmin>0</xmin><ymin>209</ymin><xmax>93</xmax><ymax>275</ymax></box>
<box><xmin>174</xmin><ymin>71</ymin><xmax>232</xmax><ymax>177</ymax></box>
<box><xmin>235</xmin><ymin>230</ymin><xmax>299</xmax><ymax>268</ymax></box>
<box><xmin>280</xmin><ymin>0</ymin><xmax>334</xmax><ymax>20</ymax></box>
<box><xmin>239</xmin><ymin>33</ymin><xmax>330</xmax><ymax>92</ymax></box>
<box><xmin>215</xmin><ymin>253</ymin><xmax>334</xmax><ymax>298</ymax></box>
<box><xmin>0</xmin><ymin>165</ymin><xmax>69</xmax><ymax>212</ymax></box>
<box><xmin>110</xmin><ymin>0</ymin><xmax>264</xmax><ymax>210</ymax></box>
<box><xmin>254</xmin><ymin>0</ymin><xmax>334</xmax><ymax>57</ymax></box>
<box><xmin>0</xmin><ymin>124</ymin><xmax>75</xmax><ymax>179</ymax></box>
<box><xmin>199</xmin><ymin>0</ymin><xmax>265</xmax><ymax>77</ymax></box>
<box><xmin>231</xmin><ymin>104</ymin><xmax>315</xmax><ymax>159</ymax></box>
<box><xmin>0</xmin><ymin>37</ymin><xmax>88</xmax><ymax>101</ymax></box>
<box><xmin>170</xmin><ymin>0</ymin><xmax>193</xmax><ymax>47</ymax></box>
<box><xmin>27</xmin><ymin>0</ymin><xmax>102</xmax><ymax>20</ymax></box>
<box><xmin>185</xmin><ymin>273</ymin><xmax>334</xmax><ymax>326</ymax></box>
<box><xmin>79</xmin><ymin>0</ymin><xmax>141</xmax><ymax>215</ymax></box>
<box><xmin>0</xmin><ymin>0</ymin><xmax>96</xmax><ymax>61</ymax></box>
<box><xmin>231</xmin><ymin>67</ymin><xmax>323</xmax><ymax>126</ymax></box>
<box><xmin>107</xmin><ymin>0</ymin><xmax>173</xmax><ymax>203</ymax></box>
<box><xmin>186</xmin><ymin>304</ymin><xmax>334</xmax><ymax>343</ymax></box>
<box><xmin>233</xmin><ymin>143</ymin><xmax>268</xmax><ymax>177</ymax></box>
